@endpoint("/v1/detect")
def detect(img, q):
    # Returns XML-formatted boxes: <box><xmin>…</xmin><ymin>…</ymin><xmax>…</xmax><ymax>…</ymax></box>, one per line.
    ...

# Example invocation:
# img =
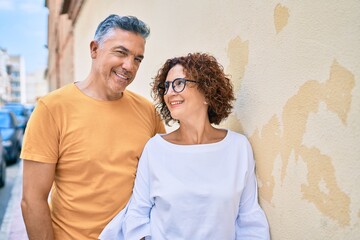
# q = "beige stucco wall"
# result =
<box><xmin>74</xmin><ymin>1</ymin><xmax>360</xmax><ymax>239</ymax></box>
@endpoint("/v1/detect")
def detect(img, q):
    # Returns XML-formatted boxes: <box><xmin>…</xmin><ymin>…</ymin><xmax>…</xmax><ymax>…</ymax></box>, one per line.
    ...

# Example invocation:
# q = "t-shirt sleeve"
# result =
<box><xmin>123</xmin><ymin>143</ymin><xmax>153</xmax><ymax>239</ymax></box>
<box><xmin>235</xmin><ymin>138</ymin><xmax>270</xmax><ymax>239</ymax></box>
<box><xmin>20</xmin><ymin>100</ymin><xmax>59</xmax><ymax>163</ymax></box>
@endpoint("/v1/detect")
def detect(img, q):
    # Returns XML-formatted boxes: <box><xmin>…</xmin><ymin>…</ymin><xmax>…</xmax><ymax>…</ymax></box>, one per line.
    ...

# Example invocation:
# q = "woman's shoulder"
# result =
<box><xmin>143</xmin><ymin>134</ymin><xmax>164</xmax><ymax>149</ymax></box>
<box><xmin>226</xmin><ymin>129</ymin><xmax>248</xmax><ymax>141</ymax></box>
<box><xmin>224</xmin><ymin>130</ymin><xmax>253</xmax><ymax>152</ymax></box>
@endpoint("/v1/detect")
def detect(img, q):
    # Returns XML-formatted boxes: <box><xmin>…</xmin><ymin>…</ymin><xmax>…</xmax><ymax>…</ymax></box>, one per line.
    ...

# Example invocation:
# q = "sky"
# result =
<box><xmin>0</xmin><ymin>0</ymin><xmax>48</xmax><ymax>74</ymax></box>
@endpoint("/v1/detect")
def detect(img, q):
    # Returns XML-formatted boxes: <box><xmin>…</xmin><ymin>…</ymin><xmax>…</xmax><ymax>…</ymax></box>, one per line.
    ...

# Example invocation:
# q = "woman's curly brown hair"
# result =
<box><xmin>152</xmin><ymin>52</ymin><xmax>235</xmax><ymax>126</ymax></box>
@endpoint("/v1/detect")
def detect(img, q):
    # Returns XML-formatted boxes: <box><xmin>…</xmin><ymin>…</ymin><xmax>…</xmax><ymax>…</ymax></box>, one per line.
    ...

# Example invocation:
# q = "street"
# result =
<box><xmin>0</xmin><ymin>162</ymin><xmax>20</xmax><ymax>223</ymax></box>
<box><xmin>0</xmin><ymin>160</ymin><xmax>27</xmax><ymax>239</ymax></box>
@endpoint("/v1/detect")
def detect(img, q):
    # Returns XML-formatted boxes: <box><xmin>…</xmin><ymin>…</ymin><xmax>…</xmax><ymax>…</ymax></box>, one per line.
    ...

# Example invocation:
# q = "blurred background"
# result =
<box><xmin>0</xmin><ymin>1</ymin><xmax>48</xmax><ymax>238</ymax></box>
<box><xmin>0</xmin><ymin>0</ymin><xmax>359</xmax><ymax>239</ymax></box>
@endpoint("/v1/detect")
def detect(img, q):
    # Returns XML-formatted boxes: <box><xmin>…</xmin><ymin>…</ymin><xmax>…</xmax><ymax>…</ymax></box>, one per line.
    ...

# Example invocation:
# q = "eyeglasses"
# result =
<box><xmin>157</xmin><ymin>78</ymin><xmax>197</xmax><ymax>96</ymax></box>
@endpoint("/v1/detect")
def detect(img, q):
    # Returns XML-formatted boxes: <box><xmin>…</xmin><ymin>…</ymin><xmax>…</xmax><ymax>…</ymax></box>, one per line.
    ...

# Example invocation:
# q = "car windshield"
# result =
<box><xmin>0</xmin><ymin>113</ymin><xmax>11</xmax><ymax>128</ymax></box>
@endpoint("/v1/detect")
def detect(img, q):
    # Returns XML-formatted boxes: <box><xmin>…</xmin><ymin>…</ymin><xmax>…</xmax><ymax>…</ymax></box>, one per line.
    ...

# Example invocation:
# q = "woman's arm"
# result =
<box><xmin>235</xmin><ymin>139</ymin><xmax>270</xmax><ymax>239</ymax></box>
<box><xmin>123</xmin><ymin>145</ymin><xmax>154</xmax><ymax>240</ymax></box>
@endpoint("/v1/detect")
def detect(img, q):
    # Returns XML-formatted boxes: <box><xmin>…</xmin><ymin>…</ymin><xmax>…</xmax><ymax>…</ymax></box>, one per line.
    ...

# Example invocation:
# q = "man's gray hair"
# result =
<box><xmin>94</xmin><ymin>14</ymin><xmax>150</xmax><ymax>44</ymax></box>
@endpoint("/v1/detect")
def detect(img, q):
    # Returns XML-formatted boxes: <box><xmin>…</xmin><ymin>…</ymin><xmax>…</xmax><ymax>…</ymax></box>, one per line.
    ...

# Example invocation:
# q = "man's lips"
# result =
<box><xmin>113</xmin><ymin>70</ymin><xmax>130</xmax><ymax>81</ymax></box>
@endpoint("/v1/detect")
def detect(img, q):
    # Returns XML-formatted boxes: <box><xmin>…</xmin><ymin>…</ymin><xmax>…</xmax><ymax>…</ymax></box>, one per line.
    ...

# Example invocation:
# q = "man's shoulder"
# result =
<box><xmin>124</xmin><ymin>90</ymin><xmax>154</xmax><ymax>107</ymax></box>
<box><xmin>36</xmin><ymin>83</ymin><xmax>77</xmax><ymax>111</ymax></box>
<box><xmin>40</xmin><ymin>83</ymin><xmax>75</xmax><ymax>101</ymax></box>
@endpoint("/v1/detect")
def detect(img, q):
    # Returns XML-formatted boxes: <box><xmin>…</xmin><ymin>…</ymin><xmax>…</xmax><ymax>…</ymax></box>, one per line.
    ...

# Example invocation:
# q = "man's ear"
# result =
<box><xmin>90</xmin><ymin>40</ymin><xmax>99</xmax><ymax>59</ymax></box>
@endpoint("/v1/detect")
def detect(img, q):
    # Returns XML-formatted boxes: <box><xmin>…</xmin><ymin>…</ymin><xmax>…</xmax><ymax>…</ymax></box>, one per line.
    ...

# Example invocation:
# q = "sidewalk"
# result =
<box><xmin>0</xmin><ymin>162</ymin><xmax>28</xmax><ymax>240</ymax></box>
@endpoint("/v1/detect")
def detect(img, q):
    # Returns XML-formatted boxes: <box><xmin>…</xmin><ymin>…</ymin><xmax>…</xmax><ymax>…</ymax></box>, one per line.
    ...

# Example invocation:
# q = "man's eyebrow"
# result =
<box><xmin>114</xmin><ymin>45</ymin><xmax>144</xmax><ymax>59</ymax></box>
<box><xmin>114</xmin><ymin>45</ymin><xmax>129</xmax><ymax>52</ymax></box>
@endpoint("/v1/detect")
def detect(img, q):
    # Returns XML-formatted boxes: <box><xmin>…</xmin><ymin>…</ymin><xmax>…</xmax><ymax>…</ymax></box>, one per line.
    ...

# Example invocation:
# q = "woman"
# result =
<box><xmin>100</xmin><ymin>53</ymin><xmax>270</xmax><ymax>239</ymax></box>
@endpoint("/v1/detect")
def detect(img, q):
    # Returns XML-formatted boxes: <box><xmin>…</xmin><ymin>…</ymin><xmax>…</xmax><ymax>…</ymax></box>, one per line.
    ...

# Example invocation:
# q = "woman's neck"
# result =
<box><xmin>164</xmin><ymin>121</ymin><xmax>226</xmax><ymax>145</ymax></box>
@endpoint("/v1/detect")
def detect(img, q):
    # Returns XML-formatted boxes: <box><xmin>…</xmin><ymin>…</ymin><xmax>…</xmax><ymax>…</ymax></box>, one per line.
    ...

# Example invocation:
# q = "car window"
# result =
<box><xmin>0</xmin><ymin>113</ymin><xmax>11</xmax><ymax>128</ymax></box>
<box><xmin>3</xmin><ymin>106</ymin><xmax>25</xmax><ymax>116</ymax></box>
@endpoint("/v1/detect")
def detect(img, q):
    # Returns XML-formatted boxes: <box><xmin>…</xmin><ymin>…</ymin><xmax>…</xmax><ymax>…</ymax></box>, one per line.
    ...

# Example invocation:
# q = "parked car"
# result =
<box><xmin>0</xmin><ymin>109</ymin><xmax>23</xmax><ymax>164</ymax></box>
<box><xmin>0</xmin><ymin>134</ymin><xmax>6</xmax><ymax>187</ymax></box>
<box><xmin>2</xmin><ymin>102</ymin><xmax>28</xmax><ymax>132</ymax></box>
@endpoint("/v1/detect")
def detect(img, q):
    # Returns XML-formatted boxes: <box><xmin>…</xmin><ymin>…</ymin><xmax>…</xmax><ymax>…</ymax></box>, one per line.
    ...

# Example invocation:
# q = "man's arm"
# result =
<box><xmin>21</xmin><ymin>159</ymin><xmax>56</xmax><ymax>240</ymax></box>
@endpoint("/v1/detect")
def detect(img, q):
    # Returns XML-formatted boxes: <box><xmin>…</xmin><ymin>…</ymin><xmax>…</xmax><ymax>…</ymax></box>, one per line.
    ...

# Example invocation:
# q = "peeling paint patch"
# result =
<box><xmin>281</xmin><ymin>80</ymin><xmax>322</xmax><ymax>181</ymax></box>
<box><xmin>249</xmin><ymin>115</ymin><xmax>281</xmax><ymax>203</ymax></box>
<box><xmin>300</xmin><ymin>146</ymin><xmax>351</xmax><ymax>226</ymax></box>
<box><xmin>247</xmin><ymin>60</ymin><xmax>355</xmax><ymax>226</ymax></box>
<box><xmin>280</xmin><ymin>60</ymin><xmax>354</xmax><ymax>180</ymax></box>
<box><xmin>274</xmin><ymin>4</ymin><xmax>289</xmax><ymax>34</ymax></box>
<box><xmin>324</xmin><ymin>60</ymin><xmax>355</xmax><ymax>125</ymax></box>
<box><xmin>226</xmin><ymin>36</ymin><xmax>249</xmax><ymax>92</ymax></box>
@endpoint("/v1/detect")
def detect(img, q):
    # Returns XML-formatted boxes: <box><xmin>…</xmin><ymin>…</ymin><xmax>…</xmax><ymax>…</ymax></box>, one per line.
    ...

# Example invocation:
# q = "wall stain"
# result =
<box><xmin>274</xmin><ymin>3</ymin><xmax>289</xmax><ymax>34</ymax></box>
<box><xmin>250</xmin><ymin>115</ymin><xmax>281</xmax><ymax>202</ymax></box>
<box><xmin>300</xmin><ymin>146</ymin><xmax>351</xmax><ymax>226</ymax></box>
<box><xmin>226</xmin><ymin>36</ymin><xmax>249</xmax><ymax>92</ymax></box>
<box><xmin>223</xmin><ymin>113</ymin><xmax>244</xmax><ymax>134</ymax></box>
<box><xmin>245</xmin><ymin>60</ymin><xmax>354</xmax><ymax>226</ymax></box>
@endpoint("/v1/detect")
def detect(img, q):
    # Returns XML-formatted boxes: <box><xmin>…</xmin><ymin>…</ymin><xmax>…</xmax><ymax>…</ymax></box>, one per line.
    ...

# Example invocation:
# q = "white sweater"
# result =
<box><xmin>99</xmin><ymin>130</ymin><xmax>270</xmax><ymax>240</ymax></box>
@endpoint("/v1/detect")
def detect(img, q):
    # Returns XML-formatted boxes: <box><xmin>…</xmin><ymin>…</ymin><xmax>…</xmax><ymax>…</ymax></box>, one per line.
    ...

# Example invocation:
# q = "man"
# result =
<box><xmin>21</xmin><ymin>14</ymin><xmax>165</xmax><ymax>239</ymax></box>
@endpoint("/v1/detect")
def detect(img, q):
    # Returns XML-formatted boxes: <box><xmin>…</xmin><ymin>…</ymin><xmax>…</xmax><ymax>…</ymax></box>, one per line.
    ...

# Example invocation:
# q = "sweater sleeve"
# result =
<box><xmin>98</xmin><ymin>204</ymin><xmax>128</xmax><ymax>240</ymax></box>
<box><xmin>123</xmin><ymin>144</ymin><xmax>153</xmax><ymax>240</ymax></box>
<box><xmin>235</xmin><ymin>138</ymin><xmax>270</xmax><ymax>239</ymax></box>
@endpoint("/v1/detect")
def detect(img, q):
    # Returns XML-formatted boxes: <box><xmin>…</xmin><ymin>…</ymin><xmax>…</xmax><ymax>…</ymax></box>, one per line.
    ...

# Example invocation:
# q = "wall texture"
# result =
<box><xmin>72</xmin><ymin>0</ymin><xmax>359</xmax><ymax>239</ymax></box>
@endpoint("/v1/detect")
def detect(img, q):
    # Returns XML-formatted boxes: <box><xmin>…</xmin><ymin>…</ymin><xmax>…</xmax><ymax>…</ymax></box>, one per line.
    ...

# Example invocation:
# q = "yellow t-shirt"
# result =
<box><xmin>21</xmin><ymin>83</ymin><xmax>165</xmax><ymax>239</ymax></box>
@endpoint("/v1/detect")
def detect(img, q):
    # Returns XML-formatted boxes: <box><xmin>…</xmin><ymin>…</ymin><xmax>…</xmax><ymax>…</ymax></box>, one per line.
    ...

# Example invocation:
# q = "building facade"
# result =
<box><xmin>45</xmin><ymin>0</ymin><xmax>84</xmax><ymax>91</ymax></box>
<box><xmin>25</xmin><ymin>69</ymin><xmax>49</xmax><ymax>103</ymax></box>
<box><xmin>0</xmin><ymin>48</ymin><xmax>10</xmax><ymax>103</ymax></box>
<box><xmin>0</xmin><ymin>49</ymin><xmax>26</xmax><ymax>104</ymax></box>
<box><xmin>7</xmin><ymin>55</ymin><xmax>25</xmax><ymax>103</ymax></box>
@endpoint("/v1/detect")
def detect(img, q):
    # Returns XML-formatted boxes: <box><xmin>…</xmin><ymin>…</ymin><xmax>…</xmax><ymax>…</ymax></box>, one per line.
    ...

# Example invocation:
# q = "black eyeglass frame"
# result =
<box><xmin>157</xmin><ymin>78</ymin><xmax>198</xmax><ymax>96</ymax></box>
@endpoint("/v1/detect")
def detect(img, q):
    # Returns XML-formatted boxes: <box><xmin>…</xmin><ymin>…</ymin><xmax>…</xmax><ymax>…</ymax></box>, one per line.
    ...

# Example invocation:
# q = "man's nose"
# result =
<box><xmin>122</xmin><ymin>57</ymin><xmax>136</xmax><ymax>71</ymax></box>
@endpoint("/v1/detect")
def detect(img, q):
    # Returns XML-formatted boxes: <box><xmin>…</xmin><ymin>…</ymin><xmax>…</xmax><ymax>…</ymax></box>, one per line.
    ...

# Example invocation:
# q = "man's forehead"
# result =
<box><xmin>104</xmin><ymin>30</ymin><xmax>145</xmax><ymax>54</ymax></box>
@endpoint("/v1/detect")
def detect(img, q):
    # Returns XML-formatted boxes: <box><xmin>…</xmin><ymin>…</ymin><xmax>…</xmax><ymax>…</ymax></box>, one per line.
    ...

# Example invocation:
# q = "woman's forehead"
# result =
<box><xmin>166</xmin><ymin>65</ymin><xmax>186</xmax><ymax>80</ymax></box>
